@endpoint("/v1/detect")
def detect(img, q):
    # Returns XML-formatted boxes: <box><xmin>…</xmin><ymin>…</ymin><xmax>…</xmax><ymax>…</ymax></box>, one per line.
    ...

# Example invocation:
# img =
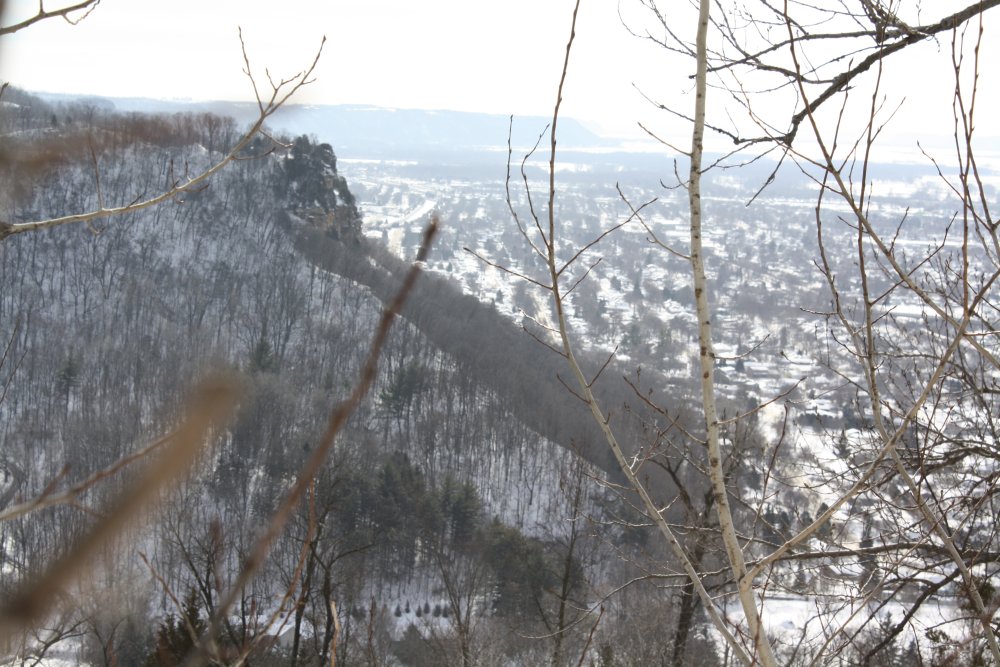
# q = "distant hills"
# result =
<box><xmin>34</xmin><ymin>92</ymin><xmax>613</xmax><ymax>158</ymax></box>
<box><xmin>32</xmin><ymin>90</ymin><xmax>995</xmax><ymax>177</ymax></box>
<box><xmin>270</xmin><ymin>103</ymin><xmax>613</xmax><ymax>154</ymax></box>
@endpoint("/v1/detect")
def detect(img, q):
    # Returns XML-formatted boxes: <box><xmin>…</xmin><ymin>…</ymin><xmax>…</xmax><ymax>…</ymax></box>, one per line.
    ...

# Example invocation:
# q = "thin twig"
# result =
<box><xmin>180</xmin><ymin>219</ymin><xmax>437</xmax><ymax>667</ymax></box>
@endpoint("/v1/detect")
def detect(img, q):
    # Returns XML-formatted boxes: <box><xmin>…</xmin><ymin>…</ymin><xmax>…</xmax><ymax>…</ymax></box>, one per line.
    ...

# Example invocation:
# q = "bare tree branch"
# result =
<box><xmin>179</xmin><ymin>219</ymin><xmax>438</xmax><ymax>667</ymax></box>
<box><xmin>0</xmin><ymin>30</ymin><xmax>325</xmax><ymax>241</ymax></box>
<box><xmin>0</xmin><ymin>375</ymin><xmax>240</xmax><ymax>644</ymax></box>
<box><xmin>0</xmin><ymin>0</ymin><xmax>101</xmax><ymax>36</ymax></box>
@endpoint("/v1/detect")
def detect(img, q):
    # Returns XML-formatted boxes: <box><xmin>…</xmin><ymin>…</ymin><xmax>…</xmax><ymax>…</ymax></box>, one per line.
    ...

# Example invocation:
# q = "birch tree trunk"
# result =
<box><xmin>687</xmin><ymin>1</ymin><xmax>778</xmax><ymax>663</ymax></box>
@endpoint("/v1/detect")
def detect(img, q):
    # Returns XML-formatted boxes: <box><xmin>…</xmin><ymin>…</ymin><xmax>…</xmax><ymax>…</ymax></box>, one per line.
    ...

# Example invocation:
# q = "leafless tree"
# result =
<box><xmin>0</xmin><ymin>28</ymin><xmax>325</xmax><ymax>241</ymax></box>
<box><xmin>488</xmin><ymin>0</ymin><xmax>1000</xmax><ymax>664</ymax></box>
<box><xmin>0</xmin><ymin>4</ymin><xmax>441</xmax><ymax>666</ymax></box>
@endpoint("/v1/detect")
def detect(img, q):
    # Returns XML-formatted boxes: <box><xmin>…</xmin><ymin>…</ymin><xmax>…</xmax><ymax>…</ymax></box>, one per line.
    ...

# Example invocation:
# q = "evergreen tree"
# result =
<box><xmin>379</xmin><ymin>361</ymin><xmax>425</xmax><ymax>420</ymax></box>
<box><xmin>248</xmin><ymin>335</ymin><xmax>275</xmax><ymax>374</ymax></box>
<box><xmin>144</xmin><ymin>590</ymin><xmax>209</xmax><ymax>667</ymax></box>
<box><xmin>56</xmin><ymin>351</ymin><xmax>81</xmax><ymax>399</ymax></box>
<box><xmin>248</xmin><ymin>320</ymin><xmax>275</xmax><ymax>374</ymax></box>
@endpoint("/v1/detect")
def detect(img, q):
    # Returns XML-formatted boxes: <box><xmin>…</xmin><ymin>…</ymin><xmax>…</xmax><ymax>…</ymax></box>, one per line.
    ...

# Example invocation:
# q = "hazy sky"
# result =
<box><xmin>1</xmin><ymin>0</ymin><xmax>998</xmax><ymax>153</ymax></box>
<box><xmin>0</xmin><ymin>0</ymin><xmax>668</xmax><ymax>136</ymax></box>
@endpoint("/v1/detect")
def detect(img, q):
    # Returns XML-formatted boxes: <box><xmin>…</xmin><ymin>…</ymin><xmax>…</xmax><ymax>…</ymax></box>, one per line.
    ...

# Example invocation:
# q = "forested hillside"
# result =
<box><xmin>4</xmin><ymin>0</ymin><xmax>1000</xmax><ymax>663</ymax></box>
<box><xmin>3</xmin><ymin>59</ymin><xmax>998</xmax><ymax>665</ymax></box>
<box><xmin>0</xmin><ymin>90</ymin><xmax>738</xmax><ymax>666</ymax></box>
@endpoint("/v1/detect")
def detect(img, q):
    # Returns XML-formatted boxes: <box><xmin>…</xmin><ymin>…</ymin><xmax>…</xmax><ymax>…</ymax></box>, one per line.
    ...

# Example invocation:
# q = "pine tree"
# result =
<box><xmin>248</xmin><ymin>321</ymin><xmax>275</xmax><ymax>374</ymax></box>
<box><xmin>144</xmin><ymin>590</ymin><xmax>208</xmax><ymax>667</ymax></box>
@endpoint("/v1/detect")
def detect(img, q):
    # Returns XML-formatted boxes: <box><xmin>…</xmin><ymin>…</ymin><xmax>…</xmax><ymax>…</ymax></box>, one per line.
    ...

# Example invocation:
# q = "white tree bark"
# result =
<box><xmin>687</xmin><ymin>1</ymin><xmax>778</xmax><ymax>663</ymax></box>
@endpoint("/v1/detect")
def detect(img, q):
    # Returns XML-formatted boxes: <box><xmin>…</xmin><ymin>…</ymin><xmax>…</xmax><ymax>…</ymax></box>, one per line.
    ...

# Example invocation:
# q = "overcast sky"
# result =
<box><xmin>2</xmin><ymin>0</ymin><xmax>998</xmax><ymax>155</ymax></box>
<box><xmin>0</xmin><ymin>0</ymin><xmax>669</xmax><ymax>136</ymax></box>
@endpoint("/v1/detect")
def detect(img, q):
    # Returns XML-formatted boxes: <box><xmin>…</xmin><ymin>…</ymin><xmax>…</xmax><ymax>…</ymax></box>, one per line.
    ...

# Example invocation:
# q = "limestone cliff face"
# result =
<box><xmin>279</xmin><ymin>134</ymin><xmax>361</xmax><ymax>242</ymax></box>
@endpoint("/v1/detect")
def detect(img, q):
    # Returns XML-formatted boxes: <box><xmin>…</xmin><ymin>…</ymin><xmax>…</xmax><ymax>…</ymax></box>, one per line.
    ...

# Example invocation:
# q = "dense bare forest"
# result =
<box><xmin>3</xmin><ymin>1</ymin><xmax>1000</xmax><ymax>666</ymax></box>
<box><xmin>0</xmin><ymin>91</ymin><xmax>640</xmax><ymax>665</ymax></box>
